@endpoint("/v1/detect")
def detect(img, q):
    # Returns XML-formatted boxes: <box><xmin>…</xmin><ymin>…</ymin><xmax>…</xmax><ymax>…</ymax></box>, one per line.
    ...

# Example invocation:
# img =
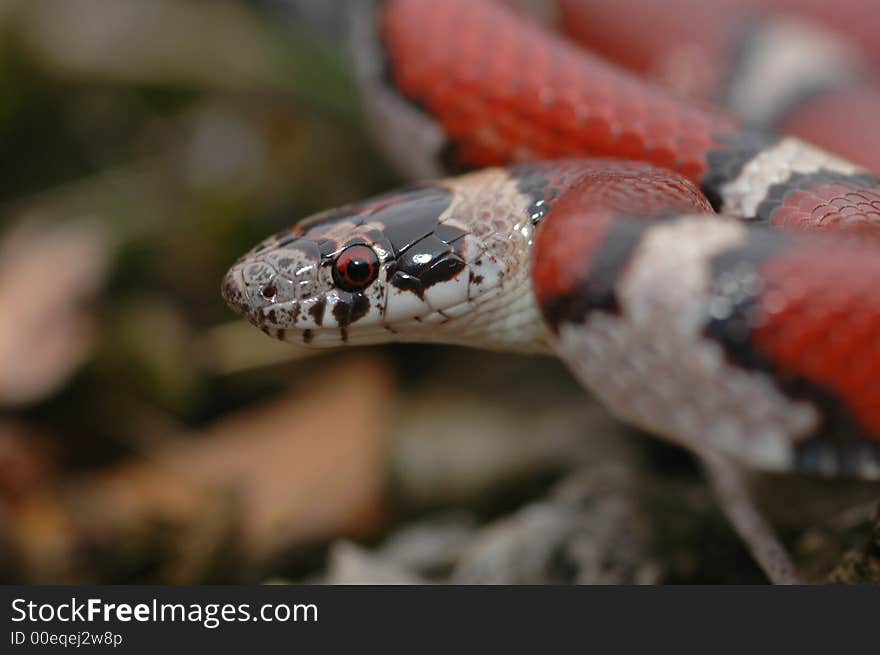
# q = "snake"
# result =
<box><xmin>222</xmin><ymin>0</ymin><xmax>880</xmax><ymax>577</ymax></box>
<box><xmin>555</xmin><ymin>0</ymin><xmax>880</xmax><ymax>172</ymax></box>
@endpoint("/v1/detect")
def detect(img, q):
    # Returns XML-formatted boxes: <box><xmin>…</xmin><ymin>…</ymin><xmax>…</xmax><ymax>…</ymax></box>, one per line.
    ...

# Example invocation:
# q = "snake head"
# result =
<box><xmin>223</xmin><ymin>168</ymin><xmax>552</xmax><ymax>351</ymax></box>
<box><xmin>223</xmin><ymin>185</ymin><xmax>485</xmax><ymax>347</ymax></box>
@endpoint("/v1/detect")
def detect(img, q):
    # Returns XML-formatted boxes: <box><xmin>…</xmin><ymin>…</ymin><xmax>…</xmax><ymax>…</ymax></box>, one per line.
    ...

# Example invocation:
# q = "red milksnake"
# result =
<box><xmin>223</xmin><ymin>0</ymin><xmax>880</xmax><ymax>582</ymax></box>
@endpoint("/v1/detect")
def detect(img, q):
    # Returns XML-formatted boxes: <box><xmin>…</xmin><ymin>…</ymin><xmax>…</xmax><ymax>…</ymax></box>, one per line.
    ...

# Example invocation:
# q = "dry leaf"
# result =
<box><xmin>0</xmin><ymin>219</ymin><xmax>108</xmax><ymax>406</ymax></box>
<box><xmin>68</xmin><ymin>354</ymin><xmax>394</xmax><ymax>580</ymax></box>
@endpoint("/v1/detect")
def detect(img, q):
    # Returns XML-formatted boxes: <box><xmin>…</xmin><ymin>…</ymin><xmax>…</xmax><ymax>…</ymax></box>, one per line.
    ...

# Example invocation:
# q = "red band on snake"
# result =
<box><xmin>555</xmin><ymin>0</ymin><xmax>880</xmax><ymax>173</ymax></box>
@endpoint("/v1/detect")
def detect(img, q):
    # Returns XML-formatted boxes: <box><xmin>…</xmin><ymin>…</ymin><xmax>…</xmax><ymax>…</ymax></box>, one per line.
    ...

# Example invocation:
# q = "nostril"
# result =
<box><xmin>261</xmin><ymin>283</ymin><xmax>277</xmax><ymax>300</ymax></box>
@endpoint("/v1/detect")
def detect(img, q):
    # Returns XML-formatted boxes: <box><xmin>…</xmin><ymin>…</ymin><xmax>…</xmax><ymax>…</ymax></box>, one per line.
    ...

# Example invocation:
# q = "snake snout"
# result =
<box><xmin>221</xmin><ymin>241</ymin><xmax>329</xmax><ymax>337</ymax></box>
<box><xmin>220</xmin><ymin>264</ymin><xmax>249</xmax><ymax>318</ymax></box>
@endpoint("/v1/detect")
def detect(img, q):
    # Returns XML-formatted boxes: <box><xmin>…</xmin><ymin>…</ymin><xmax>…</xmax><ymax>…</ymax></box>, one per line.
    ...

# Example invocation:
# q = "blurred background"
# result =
<box><xmin>0</xmin><ymin>0</ymin><xmax>877</xmax><ymax>584</ymax></box>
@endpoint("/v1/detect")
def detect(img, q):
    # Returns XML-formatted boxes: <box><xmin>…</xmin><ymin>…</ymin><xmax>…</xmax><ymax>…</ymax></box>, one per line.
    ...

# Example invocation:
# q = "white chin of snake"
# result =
<box><xmin>264</xmin><ymin>270</ymin><xmax>553</xmax><ymax>355</ymax></box>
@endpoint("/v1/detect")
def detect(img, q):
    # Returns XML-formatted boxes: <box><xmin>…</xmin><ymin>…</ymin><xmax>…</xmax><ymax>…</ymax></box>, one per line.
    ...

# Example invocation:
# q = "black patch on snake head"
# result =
<box><xmin>331</xmin><ymin>291</ymin><xmax>370</xmax><ymax>328</ymax></box>
<box><xmin>371</xmin><ymin>186</ymin><xmax>454</xmax><ymax>253</ymax></box>
<box><xmin>420</xmin><ymin>253</ymin><xmax>466</xmax><ymax>287</ymax></box>
<box><xmin>389</xmin><ymin>270</ymin><xmax>425</xmax><ymax>299</ymax></box>
<box><xmin>434</xmin><ymin>223</ymin><xmax>467</xmax><ymax>246</ymax></box>
<box><xmin>317</xmin><ymin>239</ymin><xmax>342</xmax><ymax>258</ymax></box>
<box><xmin>394</xmin><ymin>233</ymin><xmax>467</xmax><ymax>290</ymax></box>
<box><xmin>343</xmin><ymin>185</ymin><xmax>468</xmax><ymax>295</ymax></box>
<box><xmin>293</xmin><ymin>205</ymin><xmax>367</xmax><ymax>237</ymax></box>
<box><xmin>291</xmin><ymin>238</ymin><xmax>323</xmax><ymax>262</ymax></box>
<box><xmin>308</xmin><ymin>298</ymin><xmax>326</xmax><ymax>326</ymax></box>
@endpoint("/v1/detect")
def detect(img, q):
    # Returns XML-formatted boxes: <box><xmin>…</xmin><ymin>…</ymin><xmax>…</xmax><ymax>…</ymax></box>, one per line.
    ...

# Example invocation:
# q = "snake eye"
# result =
<box><xmin>332</xmin><ymin>244</ymin><xmax>379</xmax><ymax>291</ymax></box>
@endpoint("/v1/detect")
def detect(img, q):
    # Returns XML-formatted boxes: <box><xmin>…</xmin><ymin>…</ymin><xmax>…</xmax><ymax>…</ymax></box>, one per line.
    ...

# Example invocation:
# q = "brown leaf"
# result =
<box><xmin>68</xmin><ymin>354</ymin><xmax>394</xmax><ymax>581</ymax></box>
<box><xmin>0</xmin><ymin>219</ymin><xmax>108</xmax><ymax>407</ymax></box>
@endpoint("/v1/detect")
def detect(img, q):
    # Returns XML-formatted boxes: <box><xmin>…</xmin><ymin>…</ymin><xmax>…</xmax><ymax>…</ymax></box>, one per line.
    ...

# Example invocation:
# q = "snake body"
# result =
<box><xmin>223</xmin><ymin>0</ymin><xmax>880</xmax><ymax>481</ymax></box>
<box><xmin>556</xmin><ymin>0</ymin><xmax>880</xmax><ymax>172</ymax></box>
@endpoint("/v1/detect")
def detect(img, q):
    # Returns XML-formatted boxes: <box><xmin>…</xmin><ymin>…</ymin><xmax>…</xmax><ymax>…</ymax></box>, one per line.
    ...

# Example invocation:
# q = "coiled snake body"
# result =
<box><xmin>223</xmin><ymin>0</ymin><xmax>880</xmax><ymax>581</ymax></box>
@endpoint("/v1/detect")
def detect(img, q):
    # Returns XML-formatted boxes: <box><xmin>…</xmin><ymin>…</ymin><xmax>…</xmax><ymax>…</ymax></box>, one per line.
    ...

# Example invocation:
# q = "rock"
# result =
<box><xmin>826</xmin><ymin>506</ymin><xmax>880</xmax><ymax>584</ymax></box>
<box><xmin>376</xmin><ymin>512</ymin><xmax>477</xmax><ymax>578</ymax></box>
<box><xmin>323</xmin><ymin>541</ymin><xmax>427</xmax><ymax>585</ymax></box>
<box><xmin>451</xmin><ymin>467</ymin><xmax>658</xmax><ymax>584</ymax></box>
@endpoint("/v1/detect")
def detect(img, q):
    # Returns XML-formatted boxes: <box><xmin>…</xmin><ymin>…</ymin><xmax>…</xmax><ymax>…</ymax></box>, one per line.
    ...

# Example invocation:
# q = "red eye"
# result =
<box><xmin>332</xmin><ymin>245</ymin><xmax>379</xmax><ymax>291</ymax></box>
